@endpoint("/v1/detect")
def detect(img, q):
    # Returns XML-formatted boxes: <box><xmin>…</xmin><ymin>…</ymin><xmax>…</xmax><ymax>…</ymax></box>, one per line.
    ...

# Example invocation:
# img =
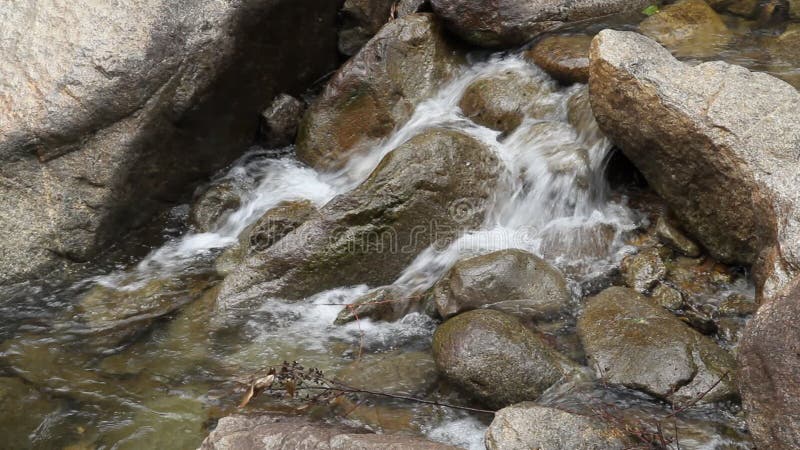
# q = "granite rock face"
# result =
<box><xmin>588</xmin><ymin>30</ymin><xmax>800</xmax><ymax>298</ymax></box>
<box><xmin>0</xmin><ymin>0</ymin><xmax>341</xmax><ymax>285</ymax></box>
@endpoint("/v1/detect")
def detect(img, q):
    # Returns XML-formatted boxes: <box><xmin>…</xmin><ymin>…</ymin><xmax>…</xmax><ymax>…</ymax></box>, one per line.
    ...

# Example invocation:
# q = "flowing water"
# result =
<box><xmin>0</xmin><ymin>17</ymin><xmax>786</xmax><ymax>448</ymax></box>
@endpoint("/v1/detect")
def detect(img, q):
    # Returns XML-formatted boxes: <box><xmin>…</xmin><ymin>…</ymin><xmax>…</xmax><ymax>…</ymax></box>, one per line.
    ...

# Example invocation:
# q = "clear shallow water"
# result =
<box><xmin>0</xmin><ymin>15</ymin><xmax>784</xmax><ymax>448</ymax></box>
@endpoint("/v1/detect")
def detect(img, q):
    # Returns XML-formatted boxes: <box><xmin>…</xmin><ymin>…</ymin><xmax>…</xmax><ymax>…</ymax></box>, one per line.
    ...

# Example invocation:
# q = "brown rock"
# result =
<box><xmin>526</xmin><ymin>34</ymin><xmax>592</xmax><ymax>84</ymax></box>
<box><xmin>638</xmin><ymin>0</ymin><xmax>733</xmax><ymax>58</ymax></box>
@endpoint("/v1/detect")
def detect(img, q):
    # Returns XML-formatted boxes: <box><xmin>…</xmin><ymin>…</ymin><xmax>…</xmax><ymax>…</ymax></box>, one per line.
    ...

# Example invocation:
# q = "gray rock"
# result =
<box><xmin>525</xmin><ymin>34</ymin><xmax>592</xmax><ymax>84</ymax></box>
<box><xmin>334</xmin><ymin>285</ymin><xmax>417</xmax><ymax>324</ymax></box>
<box><xmin>432</xmin><ymin>249</ymin><xmax>571</xmax><ymax>321</ymax></box>
<box><xmin>259</xmin><ymin>94</ymin><xmax>305</xmax><ymax>148</ymax></box>
<box><xmin>189</xmin><ymin>181</ymin><xmax>242</xmax><ymax>233</ymax></box>
<box><xmin>739</xmin><ymin>276</ymin><xmax>800</xmax><ymax>449</ymax></box>
<box><xmin>247</xmin><ymin>200</ymin><xmax>319</xmax><ymax>255</ymax></box>
<box><xmin>656</xmin><ymin>216</ymin><xmax>701</xmax><ymax>257</ymax></box>
<box><xmin>338</xmin><ymin>0</ymin><xmax>395</xmax><ymax>56</ymax></box>
<box><xmin>0</xmin><ymin>0</ymin><xmax>340</xmax><ymax>286</ymax></box>
<box><xmin>638</xmin><ymin>0</ymin><xmax>733</xmax><ymax>58</ymax></box>
<box><xmin>217</xmin><ymin>128</ymin><xmax>501</xmax><ymax>310</ymax></box>
<box><xmin>199</xmin><ymin>415</ymin><xmax>459</xmax><ymax>449</ymax></box>
<box><xmin>432</xmin><ymin>309</ymin><xmax>576</xmax><ymax>409</ymax></box>
<box><xmin>485</xmin><ymin>403</ymin><xmax>633</xmax><ymax>450</ymax></box>
<box><xmin>297</xmin><ymin>14</ymin><xmax>463</xmax><ymax>171</ymax></box>
<box><xmin>620</xmin><ymin>247</ymin><xmax>667</xmax><ymax>293</ymax></box>
<box><xmin>588</xmin><ymin>30</ymin><xmax>800</xmax><ymax>298</ymax></box>
<box><xmin>578</xmin><ymin>287</ymin><xmax>738</xmax><ymax>404</ymax></box>
<box><xmin>459</xmin><ymin>69</ymin><xmax>555</xmax><ymax>134</ymax></box>
<box><xmin>429</xmin><ymin>0</ymin><xmax>651</xmax><ymax>48</ymax></box>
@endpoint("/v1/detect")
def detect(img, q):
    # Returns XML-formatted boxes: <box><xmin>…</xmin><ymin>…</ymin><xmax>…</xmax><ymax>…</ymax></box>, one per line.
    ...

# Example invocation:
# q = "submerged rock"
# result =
<box><xmin>218</xmin><ymin>128</ymin><xmax>500</xmax><ymax>310</ymax></box>
<box><xmin>432</xmin><ymin>309</ymin><xmax>576</xmax><ymax>409</ymax></box>
<box><xmin>578</xmin><ymin>287</ymin><xmax>737</xmax><ymax>404</ymax></box>
<box><xmin>431</xmin><ymin>249</ymin><xmax>571</xmax><ymax>321</ymax></box>
<box><xmin>739</xmin><ymin>277</ymin><xmax>800</xmax><ymax>449</ymax></box>
<box><xmin>258</xmin><ymin>94</ymin><xmax>305</xmax><ymax>148</ymax></box>
<box><xmin>638</xmin><ymin>0</ymin><xmax>732</xmax><ymax>58</ymax></box>
<box><xmin>429</xmin><ymin>0</ymin><xmax>650</xmax><ymax>47</ymax></box>
<box><xmin>525</xmin><ymin>34</ymin><xmax>592</xmax><ymax>84</ymax></box>
<box><xmin>189</xmin><ymin>181</ymin><xmax>242</xmax><ymax>233</ymax></box>
<box><xmin>588</xmin><ymin>30</ymin><xmax>800</xmax><ymax>297</ymax></box>
<box><xmin>199</xmin><ymin>415</ymin><xmax>458</xmax><ymax>449</ymax></box>
<box><xmin>336</xmin><ymin>350</ymin><xmax>439</xmax><ymax>396</ymax></box>
<box><xmin>297</xmin><ymin>14</ymin><xmax>463</xmax><ymax>171</ymax></box>
<box><xmin>0</xmin><ymin>0</ymin><xmax>340</xmax><ymax>285</ymax></box>
<box><xmin>485</xmin><ymin>403</ymin><xmax>633</xmax><ymax>450</ymax></box>
<box><xmin>459</xmin><ymin>69</ymin><xmax>555</xmax><ymax>134</ymax></box>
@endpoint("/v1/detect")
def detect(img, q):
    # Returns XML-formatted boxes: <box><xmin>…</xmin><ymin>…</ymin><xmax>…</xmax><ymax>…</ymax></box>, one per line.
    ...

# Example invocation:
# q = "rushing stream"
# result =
<box><xmin>0</xmin><ymin>27</ymin><xmax>770</xmax><ymax>449</ymax></box>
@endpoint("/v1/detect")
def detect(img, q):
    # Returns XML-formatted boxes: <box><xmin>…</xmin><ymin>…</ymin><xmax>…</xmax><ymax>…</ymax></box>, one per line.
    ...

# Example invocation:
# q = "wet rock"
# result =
<box><xmin>525</xmin><ymin>34</ymin><xmax>592</xmax><ymax>84</ymax></box>
<box><xmin>485</xmin><ymin>403</ymin><xmax>633</xmax><ymax>450</ymax></box>
<box><xmin>459</xmin><ymin>69</ymin><xmax>555</xmax><ymax>134</ymax></box>
<box><xmin>0</xmin><ymin>0</ymin><xmax>341</xmax><ymax>285</ymax></box>
<box><xmin>431</xmin><ymin>249</ymin><xmax>571</xmax><ymax>321</ymax></box>
<box><xmin>650</xmin><ymin>282</ymin><xmax>684</xmax><ymax>310</ymax></box>
<box><xmin>338</xmin><ymin>0</ymin><xmax>395</xmax><ymax>56</ymax></box>
<box><xmin>792</xmin><ymin>0</ymin><xmax>800</xmax><ymax>18</ymax></box>
<box><xmin>218</xmin><ymin>128</ymin><xmax>500</xmax><ymax>310</ymax></box>
<box><xmin>334</xmin><ymin>285</ymin><xmax>417</xmax><ymax>324</ymax></box>
<box><xmin>397</xmin><ymin>0</ymin><xmax>430</xmax><ymax>16</ymax></box>
<box><xmin>739</xmin><ymin>277</ymin><xmax>800</xmax><ymax>449</ymax></box>
<box><xmin>566</xmin><ymin>86</ymin><xmax>606</xmax><ymax>145</ymax></box>
<box><xmin>189</xmin><ymin>182</ymin><xmax>242</xmax><ymax>233</ymax></box>
<box><xmin>336</xmin><ymin>350</ymin><xmax>439</xmax><ymax>395</ymax></box>
<box><xmin>764</xmin><ymin>24</ymin><xmax>800</xmax><ymax>89</ymax></box>
<box><xmin>297</xmin><ymin>14</ymin><xmax>463</xmax><ymax>171</ymax></box>
<box><xmin>432</xmin><ymin>309</ymin><xmax>575</xmax><ymax>409</ymax></box>
<box><xmin>258</xmin><ymin>94</ymin><xmax>305</xmax><ymax>148</ymax></box>
<box><xmin>656</xmin><ymin>215</ymin><xmax>701</xmax><ymax>257</ymax></box>
<box><xmin>578</xmin><ymin>287</ymin><xmax>738</xmax><ymax>403</ymax></box>
<box><xmin>639</xmin><ymin>0</ymin><xmax>733</xmax><ymax>58</ymax></box>
<box><xmin>429</xmin><ymin>0</ymin><xmax>650</xmax><ymax>48</ymax></box>
<box><xmin>620</xmin><ymin>247</ymin><xmax>667</xmax><ymax>293</ymax></box>
<box><xmin>589</xmin><ymin>30</ymin><xmax>800</xmax><ymax>292</ymax></box>
<box><xmin>247</xmin><ymin>200</ymin><xmax>318</xmax><ymax>255</ymax></box>
<box><xmin>199</xmin><ymin>415</ymin><xmax>458</xmax><ymax>449</ymax></box>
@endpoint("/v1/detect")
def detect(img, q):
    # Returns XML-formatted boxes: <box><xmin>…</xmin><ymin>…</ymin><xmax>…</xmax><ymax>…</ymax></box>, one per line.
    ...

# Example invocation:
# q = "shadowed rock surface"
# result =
<box><xmin>0</xmin><ymin>0</ymin><xmax>341</xmax><ymax>285</ymax></box>
<box><xmin>297</xmin><ymin>13</ymin><xmax>463</xmax><ymax>171</ymax></box>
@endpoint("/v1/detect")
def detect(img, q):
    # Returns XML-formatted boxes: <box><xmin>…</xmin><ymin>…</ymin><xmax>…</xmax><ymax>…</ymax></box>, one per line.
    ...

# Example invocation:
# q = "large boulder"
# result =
<box><xmin>432</xmin><ymin>309</ymin><xmax>576</xmax><ymax>409</ymax></box>
<box><xmin>431</xmin><ymin>249</ymin><xmax>571</xmax><ymax>320</ymax></box>
<box><xmin>338</xmin><ymin>0</ymin><xmax>395</xmax><ymax>56</ymax></box>
<box><xmin>588</xmin><ymin>30</ymin><xmax>800</xmax><ymax>297</ymax></box>
<box><xmin>578</xmin><ymin>287</ymin><xmax>737</xmax><ymax>404</ymax></box>
<box><xmin>0</xmin><ymin>0</ymin><xmax>341</xmax><ymax>286</ymax></box>
<box><xmin>738</xmin><ymin>276</ymin><xmax>800</xmax><ymax>449</ymax></box>
<box><xmin>217</xmin><ymin>128</ymin><xmax>501</xmax><ymax>309</ymax></box>
<box><xmin>200</xmin><ymin>415</ymin><xmax>458</xmax><ymax>450</ymax></box>
<box><xmin>429</xmin><ymin>0</ymin><xmax>650</xmax><ymax>48</ymax></box>
<box><xmin>296</xmin><ymin>14</ymin><xmax>463</xmax><ymax>171</ymax></box>
<box><xmin>485</xmin><ymin>403</ymin><xmax>633</xmax><ymax>450</ymax></box>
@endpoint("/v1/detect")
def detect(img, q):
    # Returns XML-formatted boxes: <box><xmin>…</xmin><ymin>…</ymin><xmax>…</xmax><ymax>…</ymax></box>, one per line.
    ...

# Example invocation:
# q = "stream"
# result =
<box><xmin>0</xmin><ymin>14</ymin><xmax>786</xmax><ymax>449</ymax></box>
